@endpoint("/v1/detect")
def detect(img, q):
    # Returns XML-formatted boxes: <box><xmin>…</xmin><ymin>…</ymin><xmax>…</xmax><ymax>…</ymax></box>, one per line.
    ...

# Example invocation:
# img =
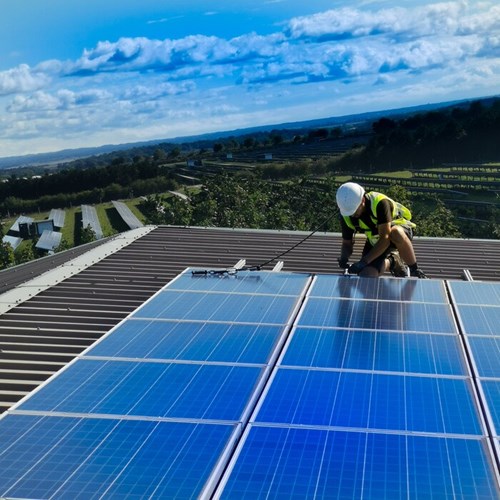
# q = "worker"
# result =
<box><xmin>336</xmin><ymin>182</ymin><xmax>428</xmax><ymax>278</ymax></box>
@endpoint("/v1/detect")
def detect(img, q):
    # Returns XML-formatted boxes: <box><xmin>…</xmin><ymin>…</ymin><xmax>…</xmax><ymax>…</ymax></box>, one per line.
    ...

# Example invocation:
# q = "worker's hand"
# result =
<box><xmin>337</xmin><ymin>257</ymin><xmax>349</xmax><ymax>269</ymax></box>
<box><xmin>348</xmin><ymin>260</ymin><xmax>367</xmax><ymax>275</ymax></box>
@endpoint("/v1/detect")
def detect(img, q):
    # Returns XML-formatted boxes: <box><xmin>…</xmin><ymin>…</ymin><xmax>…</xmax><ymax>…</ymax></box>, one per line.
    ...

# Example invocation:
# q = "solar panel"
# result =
<box><xmin>48</xmin><ymin>208</ymin><xmax>65</xmax><ymax>228</ymax></box>
<box><xmin>111</xmin><ymin>200</ymin><xmax>143</xmax><ymax>229</ymax></box>
<box><xmin>1</xmin><ymin>271</ymin><xmax>499</xmax><ymax>498</ymax></box>
<box><xmin>2</xmin><ymin>234</ymin><xmax>23</xmax><ymax>250</ymax></box>
<box><xmin>0</xmin><ymin>414</ymin><xmax>236</xmax><ymax>498</ymax></box>
<box><xmin>35</xmin><ymin>229</ymin><xmax>62</xmax><ymax>251</ymax></box>
<box><xmin>87</xmin><ymin>320</ymin><xmax>284</xmax><ymax>364</ymax></box>
<box><xmin>448</xmin><ymin>280</ymin><xmax>500</xmax><ymax>442</ymax></box>
<box><xmin>9</xmin><ymin>215</ymin><xmax>33</xmax><ymax>232</ymax></box>
<box><xmin>133</xmin><ymin>290</ymin><xmax>302</xmax><ymax>324</ymax></box>
<box><xmin>81</xmin><ymin>204</ymin><xmax>103</xmax><ymax>239</ymax></box>
<box><xmin>219</xmin><ymin>427</ymin><xmax>498</xmax><ymax>499</ymax></box>
<box><xmin>310</xmin><ymin>274</ymin><xmax>448</xmax><ymax>303</ymax></box>
<box><xmin>282</xmin><ymin>327</ymin><xmax>467</xmax><ymax>375</ymax></box>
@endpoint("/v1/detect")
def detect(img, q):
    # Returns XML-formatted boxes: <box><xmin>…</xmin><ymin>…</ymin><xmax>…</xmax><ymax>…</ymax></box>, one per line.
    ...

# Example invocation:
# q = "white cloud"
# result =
<box><xmin>0</xmin><ymin>64</ymin><xmax>51</xmax><ymax>96</ymax></box>
<box><xmin>1</xmin><ymin>1</ymin><xmax>499</xmax><ymax>156</ymax></box>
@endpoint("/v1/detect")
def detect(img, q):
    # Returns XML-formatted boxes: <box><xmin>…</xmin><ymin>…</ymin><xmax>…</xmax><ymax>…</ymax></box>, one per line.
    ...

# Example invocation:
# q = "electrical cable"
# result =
<box><xmin>191</xmin><ymin>211</ymin><xmax>338</xmax><ymax>276</ymax></box>
<box><xmin>247</xmin><ymin>210</ymin><xmax>338</xmax><ymax>270</ymax></box>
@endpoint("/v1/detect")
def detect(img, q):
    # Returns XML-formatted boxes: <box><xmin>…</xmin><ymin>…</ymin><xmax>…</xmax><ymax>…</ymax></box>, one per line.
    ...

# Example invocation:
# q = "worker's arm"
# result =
<box><xmin>361</xmin><ymin>222</ymin><xmax>392</xmax><ymax>264</ymax></box>
<box><xmin>338</xmin><ymin>238</ymin><xmax>354</xmax><ymax>268</ymax></box>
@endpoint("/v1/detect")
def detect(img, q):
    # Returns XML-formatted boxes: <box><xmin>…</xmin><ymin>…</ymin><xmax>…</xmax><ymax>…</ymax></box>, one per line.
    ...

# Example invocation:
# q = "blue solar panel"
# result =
<box><xmin>0</xmin><ymin>414</ymin><xmax>235</xmax><ymax>499</ymax></box>
<box><xmin>311</xmin><ymin>275</ymin><xmax>448</xmax><ymax>303</ymax></box>
<box><xmin>481</xmin><ymin>381</ymin><xmax>500</xmax><ymax>437</ymax></box>
<box><xmin>256</xmin><ymin>369</ymin><xmax>482</xmax><ymax>434</ymax></box>
<box><xmin>283</xmin><ymin>328</ymin><xmax>467</xmax><ymax>375</ymax></box>
<box><xmin>19</xmin><ymin>359</ymin><xmax>264</xmax><ymax>422</ymax></box>
<box><xmin>219</xmin><ymin>426</ymin><xmax>498</xmax><ymax>499</ymax></box>
<box><xmin>449</xmin><ymin>281</ymin><xmax>500</xmax><ymax>306</ymax></box>
<box><xmin>2</xmin><ymin>271</ymin><xmax>500</xmax><ymax>497</ymax></box>
<box><xmin>298</xmin><ymin>298</ymin><xmax>456</xmax><ymax>333</ymax></box>
<box><xmin>88</xmin><ymin>320</ymin><xmax>284</xmax><ymax>364</ymax></box>
<box><xmin>171</xmin><ymin>270</ymin><xmax>310</xmax><ymax>295</ymax></box>
<box><xmin>134</xmin><ymin>290</ymin><xmax>300</xmax><ymax>324</ymax></box>
<box><xmin>468</xmin><ymin>337</ymin><xmax>500</xmax><ymax>378</ymax></box>
<box><xmin>457</xmin><ymin>305</ymin><xmax>500</xmax><ymax>335</ymax></box>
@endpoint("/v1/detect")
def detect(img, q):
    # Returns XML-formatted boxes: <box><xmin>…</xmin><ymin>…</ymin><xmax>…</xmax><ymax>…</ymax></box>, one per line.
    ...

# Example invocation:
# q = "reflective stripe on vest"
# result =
<box><xmin>343</xmin><ymin>192</ymin><xmax>416</xmax><ymax>245</ymax></box>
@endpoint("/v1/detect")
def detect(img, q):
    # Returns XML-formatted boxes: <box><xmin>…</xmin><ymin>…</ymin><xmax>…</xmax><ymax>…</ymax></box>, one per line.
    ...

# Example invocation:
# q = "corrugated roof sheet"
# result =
<box><xmin>0</xmin><ymin>225</ymin><xmax>499</xmax><ymax>412</ymax></box>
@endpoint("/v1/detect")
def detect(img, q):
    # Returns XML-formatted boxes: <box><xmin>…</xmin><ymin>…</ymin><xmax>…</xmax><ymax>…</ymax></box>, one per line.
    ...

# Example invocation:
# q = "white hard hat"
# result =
<box><xmin>336</xmin><ymin>182</ymin><xmax>365</xmax><ymax>216</ymax></box>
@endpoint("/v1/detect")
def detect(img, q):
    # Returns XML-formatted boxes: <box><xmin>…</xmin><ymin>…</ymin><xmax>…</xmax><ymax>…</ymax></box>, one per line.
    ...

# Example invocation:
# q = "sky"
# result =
<box><xmin>0</xmin><ymin>0</ymin><xmax>499</xmax><ymax>158</ymax></box>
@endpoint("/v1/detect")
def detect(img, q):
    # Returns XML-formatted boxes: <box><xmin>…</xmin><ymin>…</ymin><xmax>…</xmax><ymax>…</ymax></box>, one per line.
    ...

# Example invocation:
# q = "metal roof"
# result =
<box><xmin>0</xmin><ymin>225</ymin><xmax>499</xmax><ymax>413</ymax></box>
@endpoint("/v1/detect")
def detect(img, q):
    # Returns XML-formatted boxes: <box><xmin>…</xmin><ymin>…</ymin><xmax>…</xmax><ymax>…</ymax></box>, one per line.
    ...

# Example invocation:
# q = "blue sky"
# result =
<box><xmin>1</xmin><ymin>0</ymin><xmax>499</xmax><ymax>157</ymax></box>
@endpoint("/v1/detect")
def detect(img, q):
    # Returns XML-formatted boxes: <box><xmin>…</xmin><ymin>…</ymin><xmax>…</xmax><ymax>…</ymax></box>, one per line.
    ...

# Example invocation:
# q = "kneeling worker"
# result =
<box><xmin>336</xmin><ymin>182</ymin><xmax>428</xmax><ymax>278</ymax></box>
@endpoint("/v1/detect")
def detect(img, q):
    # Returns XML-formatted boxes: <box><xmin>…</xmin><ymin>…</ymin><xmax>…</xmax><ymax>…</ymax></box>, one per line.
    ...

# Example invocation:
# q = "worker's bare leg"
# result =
<box><xmin>389</xmin><ymin>226</ymin><xmax>416</xmax><ymax>266</ymax></box>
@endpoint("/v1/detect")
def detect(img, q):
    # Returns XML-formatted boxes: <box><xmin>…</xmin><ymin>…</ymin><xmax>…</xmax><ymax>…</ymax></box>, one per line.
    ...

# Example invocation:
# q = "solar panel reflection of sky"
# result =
<box><xmin>1</xmin><ymin>272</ymin><xmax>499</xmax><ymax>499</ymax></box>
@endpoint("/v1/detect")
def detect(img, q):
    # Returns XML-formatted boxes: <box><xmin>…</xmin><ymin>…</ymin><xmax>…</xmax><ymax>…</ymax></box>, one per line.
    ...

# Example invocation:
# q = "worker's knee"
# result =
<box><xmin>389</xmin><ymin>225</ymin><xmax>408</xmax><ymax>245</ymax></box>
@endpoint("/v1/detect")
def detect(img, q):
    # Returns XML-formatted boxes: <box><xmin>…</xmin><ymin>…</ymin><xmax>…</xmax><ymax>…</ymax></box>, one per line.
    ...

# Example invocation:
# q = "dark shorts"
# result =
<box><xmin>362</xmin><ymin>226</ymin><xmax>413</xmax><ymax>273</ymax></box>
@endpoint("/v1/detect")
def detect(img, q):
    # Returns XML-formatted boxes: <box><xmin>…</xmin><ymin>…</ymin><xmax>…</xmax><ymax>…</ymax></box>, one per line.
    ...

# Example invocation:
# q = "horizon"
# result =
<box><xmin>1</xmin><ymin>1</ymin><xmax>499</xmax><ymax>157</ymax></box>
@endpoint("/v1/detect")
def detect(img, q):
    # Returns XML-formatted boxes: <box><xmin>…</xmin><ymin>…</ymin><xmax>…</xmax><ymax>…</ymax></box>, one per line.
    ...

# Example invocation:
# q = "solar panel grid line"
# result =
<box><xmin>273</xmin><ymin>364</ymin><xmax>471</xmax><ymax>380</ymax></box>
<box><xmin>244</xmin><ymin>420</ymin><xmax>490</xmax><ymax>439</ymax></box>
<box><xmin>82</xmin><ymin>355</ymin><xmax>267</xmax><ymax>369</ymax></box>
<box><xmin>286</xmin><ymin>323</ymin><xmax>460</xmax><ymax>336</ymax></box>
<box><xmin>9</xmin><ymin>408</ymin><xmax>248</xmax><ymax>426</ymax></box>
<box><xmin>125</xmin><ymin>317</ymin><xmax>292</xmax><ymax>327</ymax></box>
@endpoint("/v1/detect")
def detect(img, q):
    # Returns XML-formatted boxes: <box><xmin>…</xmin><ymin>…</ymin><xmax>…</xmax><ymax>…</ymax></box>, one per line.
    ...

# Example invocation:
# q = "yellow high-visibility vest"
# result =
<box><xmin>343</xmin><ymin>192</ymin><xmax>416</xmax><ymax>245</ymax></box>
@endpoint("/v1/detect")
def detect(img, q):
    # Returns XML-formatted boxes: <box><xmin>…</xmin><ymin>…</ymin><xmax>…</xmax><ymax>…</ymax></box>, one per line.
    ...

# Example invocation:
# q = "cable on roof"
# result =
<box><xmin>250</xmin><ymin>210</ymin><xmax>337</xmax><ymax>270</ymax></box>
<box><xmin>191</xmin><ymin>210</ymin><xmax>337</xmax><ymax>276</ymax></box>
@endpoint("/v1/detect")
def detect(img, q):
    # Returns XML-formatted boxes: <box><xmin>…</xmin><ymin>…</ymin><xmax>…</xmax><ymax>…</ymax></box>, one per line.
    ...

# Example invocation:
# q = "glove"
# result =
<box><xmin>348</xmin><ymin>260</ymin><xmax>367</xmax><ymax>275</ymax></box>
<box><xmin>337</xmin><ymin>258</ymin><xmax>349</xmax><ymax>269</ymax></box>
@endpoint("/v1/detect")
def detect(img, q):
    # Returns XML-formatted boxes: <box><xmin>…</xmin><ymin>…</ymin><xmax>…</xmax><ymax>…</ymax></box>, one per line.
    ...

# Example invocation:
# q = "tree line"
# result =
<box><xmin>334</xmin><ymin>98</ymin><xmax>500</xmax><ymax>171</ymax></box>
<box><xmin>142</xmin><ymin>172</ymin><xmax>496</xmax><ymax>239</ymax></box>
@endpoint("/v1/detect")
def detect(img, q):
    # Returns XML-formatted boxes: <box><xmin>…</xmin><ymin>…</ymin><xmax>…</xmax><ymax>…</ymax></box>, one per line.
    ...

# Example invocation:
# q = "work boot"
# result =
<box><xmin>410</xmin><ymin>267</ymin><xmax>428</xmax><ymax>279</ymax></box>
<box><xmin>388</xmin><ymin>251</ymin><xmax>408</xmax><ymax>277</ymax></box>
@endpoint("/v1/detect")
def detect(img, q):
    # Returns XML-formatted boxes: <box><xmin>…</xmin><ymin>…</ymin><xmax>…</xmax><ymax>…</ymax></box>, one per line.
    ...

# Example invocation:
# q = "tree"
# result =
<box><xmin>0</xmin><ymin>241</ymin><xmax>15</xmax><ymax>269</ymax></box>
<box><xmin>54</xmin><ymin>237</ymin><xmax>72</xmax><ymax>253</ymax></box>
<box><xmin>416</xmin><ymin>199</ymin><xmax>461</xmax><ymax>238</ymax></box>
<box><xmin>386</xmin><ymin>184</ymin><xmax>411</xmax><ymax>209</ymax></box>
<box><xmin>80</xmin><ymin>224</ymin><xmax>96</xmax><ymax>244</ymax></box>
<box><xmin>15</xmin><ymin>243</ymin><xmax>35</xmax><ymax>264</ymax></box>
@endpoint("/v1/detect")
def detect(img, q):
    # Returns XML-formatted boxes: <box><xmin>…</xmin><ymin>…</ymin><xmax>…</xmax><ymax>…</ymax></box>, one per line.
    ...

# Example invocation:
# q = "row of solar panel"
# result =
<box><xmin>0</xmin><ymin>271</ymin><xmax>498</xmax><ymax>498</ymax></box>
